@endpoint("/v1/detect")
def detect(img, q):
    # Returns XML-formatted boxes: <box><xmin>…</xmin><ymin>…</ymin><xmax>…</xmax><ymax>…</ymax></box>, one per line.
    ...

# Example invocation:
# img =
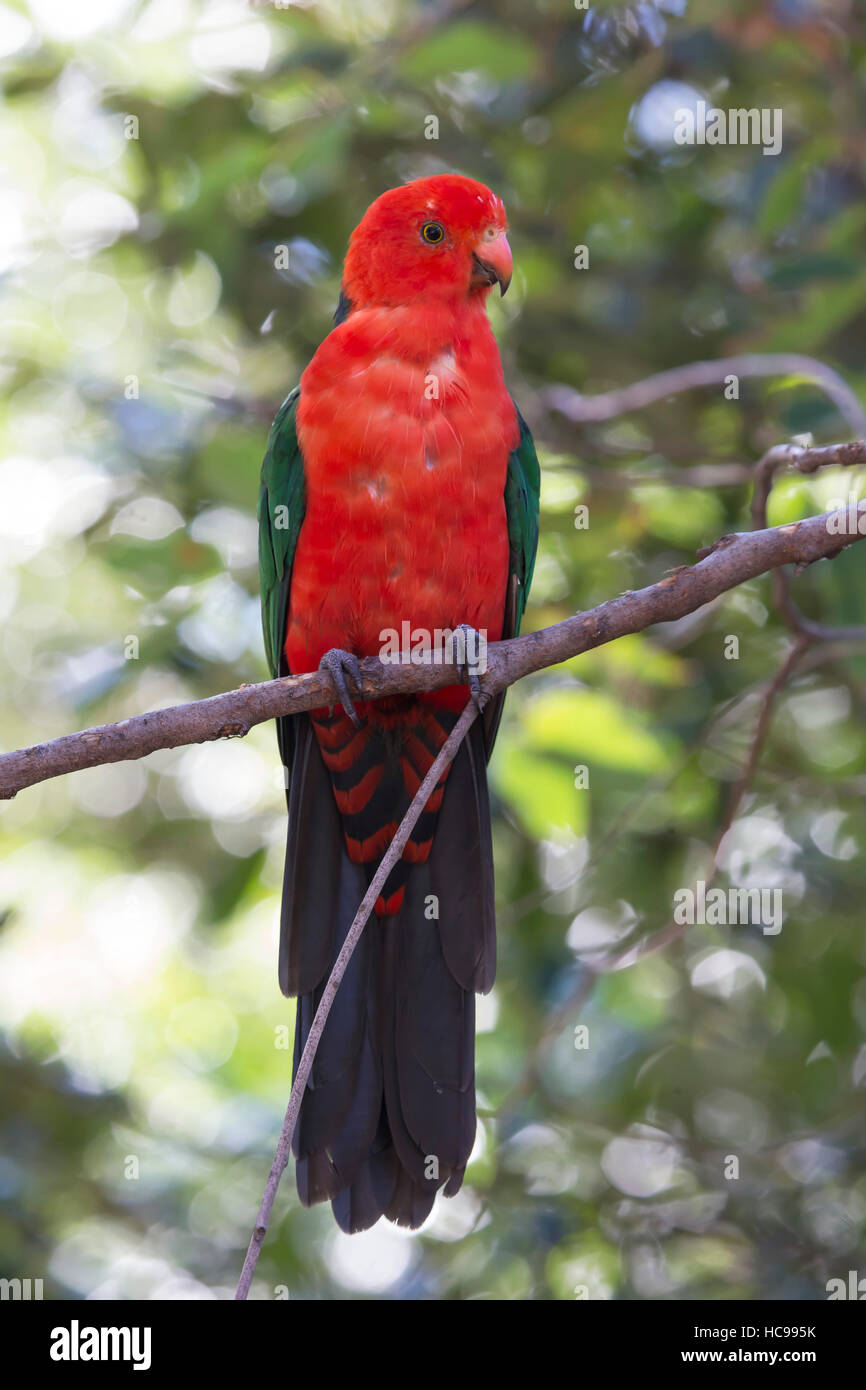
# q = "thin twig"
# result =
<box><xmin>721</xmin><ymin>636</ymin><xmax>810</xmax><ymax>829</ymax></box>
<box><xmin>234</xmin><ymin>698</ymin><xmax>478</xmax><ymax>1300</ymax></box>
<box><xmin>751</xmin><ymin>439</ymin><xmax>866</xmax><ymax>529</ymax></box>
<box><xmin>495</xmin><ymin>635</ymin><xmax>812</xmax><ymax>1115</ymax></box>
<box><xmin>751</xmin><ymin>440</ymin><xmax>866</xmax><ymax>643</ymax></box>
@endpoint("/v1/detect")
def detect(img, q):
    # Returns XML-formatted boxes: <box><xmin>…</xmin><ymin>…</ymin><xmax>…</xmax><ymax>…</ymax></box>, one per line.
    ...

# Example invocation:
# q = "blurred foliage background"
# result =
<box><xmin>1</xmin><ymin>0</ymin><xmax>866</xmax><ymax>1301</ymax></box>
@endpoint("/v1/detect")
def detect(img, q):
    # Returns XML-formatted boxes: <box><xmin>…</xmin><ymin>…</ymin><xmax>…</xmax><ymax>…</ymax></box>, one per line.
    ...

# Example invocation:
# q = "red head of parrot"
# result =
<box><xmin>341</xmin><ymin>173</ymin><xmax>513</xmax><ymax>308</ymax></box>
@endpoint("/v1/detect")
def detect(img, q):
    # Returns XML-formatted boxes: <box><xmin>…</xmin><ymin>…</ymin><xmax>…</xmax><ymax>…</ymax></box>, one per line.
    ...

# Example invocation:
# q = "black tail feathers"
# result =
<box><xmin>279</xmin><ymin>713</ymin><xmax>495</xmax><ymax>1231</ymax></box>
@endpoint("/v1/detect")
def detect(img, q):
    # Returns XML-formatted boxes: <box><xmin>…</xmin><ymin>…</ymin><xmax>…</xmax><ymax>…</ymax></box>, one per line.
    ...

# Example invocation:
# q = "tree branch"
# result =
<box><xmin>1</xmin><ymin>498</ymin><xmax>865</xmax><ymax>800</ymax></box>
<box><xmin>546</xmin><ymin>353</ymin><xmax>866</xmax><ymax>435</ymax></box>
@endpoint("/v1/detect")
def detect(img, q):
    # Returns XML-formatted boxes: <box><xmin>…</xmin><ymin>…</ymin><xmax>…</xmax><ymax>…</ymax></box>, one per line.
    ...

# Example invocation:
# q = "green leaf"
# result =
<box><xmin>495</xmin><ymin>744</ymin><xmax>588</xmax><ymax>839</ymax></box>
<box><xmin>399</xmin><ymin>22</ymin><xmax>534</xmax><ymax>83</ymax></box>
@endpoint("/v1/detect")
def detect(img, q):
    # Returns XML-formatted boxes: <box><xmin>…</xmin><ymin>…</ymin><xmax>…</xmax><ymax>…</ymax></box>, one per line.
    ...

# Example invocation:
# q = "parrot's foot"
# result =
<box><xmin>319</xmin><ymin>648</ymin><xmax>363</xmax><ymax>729</ymax></box>
<box><xmin>454</xmin><ymin>624</ymin><xmax>490</xmax><ymax>713</ymax></box>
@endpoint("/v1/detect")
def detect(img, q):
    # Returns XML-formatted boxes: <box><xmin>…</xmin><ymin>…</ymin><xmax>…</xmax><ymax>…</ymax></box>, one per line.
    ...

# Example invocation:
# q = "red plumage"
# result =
<box><xmin>290</xmin><ymin>177</ymin><xmax>516</xmax><ymax>678</ymax></box>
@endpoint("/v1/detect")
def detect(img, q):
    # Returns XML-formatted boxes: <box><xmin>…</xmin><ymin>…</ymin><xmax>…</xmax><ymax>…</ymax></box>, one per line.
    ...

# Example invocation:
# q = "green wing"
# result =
<box><xmin>483</xmin><ymin>403</ymin><xmax>541</xmax><ymax>757</ymax></box>
<box><xmin>258</xmin><ymin>388</ymin><xmax>306</xmax><ymax>779</ymax></box>
<box><xmin>258</xmin><ymin>387</ymin><xmax>306</xmax><ymax>680</ymax></box>
<box><xmin>503</xmin><ymin>404</ymin><xmax>541</xmax><ymax>639</ymax></box>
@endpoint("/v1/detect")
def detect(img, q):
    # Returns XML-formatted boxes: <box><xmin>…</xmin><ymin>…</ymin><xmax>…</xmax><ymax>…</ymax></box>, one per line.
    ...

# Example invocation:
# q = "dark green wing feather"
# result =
<box><xmin>504</xmin><ymin>404</ymin><xmax>541</xmax><ymax>637</ymax></box>
<box><xmin>258</xmin><ymin>387</ymin><xmax>306</xmax><ymax>774</ymax></box>
<box><xmin>483</xmin><ymin>403</ymin><xmax>541</xmax><ymax>756</ymax></box>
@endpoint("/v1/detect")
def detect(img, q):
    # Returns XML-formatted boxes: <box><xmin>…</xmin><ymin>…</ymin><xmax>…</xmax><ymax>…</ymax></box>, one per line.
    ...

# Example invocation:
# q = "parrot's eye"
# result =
<box><xmin>420</xmin><ymin>221</ymin><xmax>446</xmax><ymax>245</ymax></box>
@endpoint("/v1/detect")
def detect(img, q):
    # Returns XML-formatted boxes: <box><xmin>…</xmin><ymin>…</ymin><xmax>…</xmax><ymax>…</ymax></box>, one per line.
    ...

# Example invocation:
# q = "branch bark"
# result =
<box><xmin>2</xmin><ymin>498</ymin><xmax>865</xmax><ymax>800</ymax></box>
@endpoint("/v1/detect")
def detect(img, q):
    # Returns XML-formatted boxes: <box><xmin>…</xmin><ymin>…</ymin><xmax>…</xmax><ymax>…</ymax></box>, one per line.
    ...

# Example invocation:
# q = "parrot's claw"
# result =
<box><xmin>455</xmin><ymin>623</ymin><xmax>489</xmax><ymax>713</ymax></box>
<box><xmin>319</xmin><ymin>648</ymin><xmax>363</xmax><ymax>729</ymax></box>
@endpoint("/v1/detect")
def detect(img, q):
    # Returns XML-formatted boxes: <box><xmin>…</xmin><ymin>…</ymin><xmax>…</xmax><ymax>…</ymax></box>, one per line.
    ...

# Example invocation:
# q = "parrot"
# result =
<box><xmin>258</xmin><ymin>174</ymin><xmax>540</xmax><ymax>1232</ymax></box>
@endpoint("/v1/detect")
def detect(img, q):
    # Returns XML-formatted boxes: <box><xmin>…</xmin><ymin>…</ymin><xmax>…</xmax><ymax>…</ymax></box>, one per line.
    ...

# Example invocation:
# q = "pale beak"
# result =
<box><xmin>470</xmin><ymin>232</ymin><xmax>512</xmax><ymax>296</ymax></box>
